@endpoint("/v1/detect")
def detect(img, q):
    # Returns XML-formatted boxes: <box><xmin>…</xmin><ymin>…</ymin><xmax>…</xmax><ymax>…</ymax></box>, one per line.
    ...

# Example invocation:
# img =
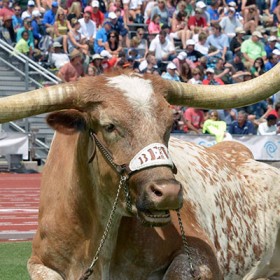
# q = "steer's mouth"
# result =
<box><xmin>137</xmin><ymin>209</ymin><xmax>171</xmax><ymax>227</ymax></box>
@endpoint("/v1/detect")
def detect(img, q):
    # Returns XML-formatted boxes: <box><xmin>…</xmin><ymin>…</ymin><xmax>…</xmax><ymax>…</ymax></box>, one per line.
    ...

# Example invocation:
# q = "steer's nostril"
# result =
<box><xmin>151</xmin><ymin>186</ymin><xmax>163</xmax><ymax>197</ymax></box>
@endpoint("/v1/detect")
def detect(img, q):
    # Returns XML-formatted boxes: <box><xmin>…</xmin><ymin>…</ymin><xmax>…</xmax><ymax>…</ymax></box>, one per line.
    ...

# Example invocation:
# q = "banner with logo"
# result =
<box><xmin>173</xmin><ymin>134</ymin><xmax>280</xmax><ymax>161</ymax></box>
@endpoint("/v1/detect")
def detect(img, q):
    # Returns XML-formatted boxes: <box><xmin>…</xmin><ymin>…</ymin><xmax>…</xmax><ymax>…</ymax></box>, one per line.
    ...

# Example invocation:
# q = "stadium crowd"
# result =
<box><xmin>0</xmin><ymin>0</ymin><xmax>280</xmax><ymax>139</ymax></box>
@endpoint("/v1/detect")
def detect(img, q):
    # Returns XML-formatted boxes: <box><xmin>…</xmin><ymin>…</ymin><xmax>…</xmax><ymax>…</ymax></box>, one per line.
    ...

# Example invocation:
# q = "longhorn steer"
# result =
<box><xmin>0</xmin><ymin>67</ymin><xmax>280</xmax><ymax>279</ymax></box>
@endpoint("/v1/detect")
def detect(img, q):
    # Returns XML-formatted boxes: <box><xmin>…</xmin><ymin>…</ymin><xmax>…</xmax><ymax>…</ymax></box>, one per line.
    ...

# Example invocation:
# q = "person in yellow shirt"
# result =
<box><xmin>14</xmin><ymin>30</ymin><xmax>33</xmax><ymax>58</ymax></box>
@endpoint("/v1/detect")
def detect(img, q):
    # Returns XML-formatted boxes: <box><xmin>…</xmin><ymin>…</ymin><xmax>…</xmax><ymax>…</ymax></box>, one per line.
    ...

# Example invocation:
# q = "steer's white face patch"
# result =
<box><xmin>107</xmin><ymin>75</ymin><xmax>154</xmax><ymax>115</ymax></box>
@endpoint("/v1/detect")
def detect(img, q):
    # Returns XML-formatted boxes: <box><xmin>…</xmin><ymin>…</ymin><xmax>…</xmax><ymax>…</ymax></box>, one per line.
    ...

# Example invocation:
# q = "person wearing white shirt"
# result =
<box><xmin>78</xmin><ymin>11</ymin><xmax>97</xmax><ymax>50</ymax></box>
<box><xmin>149</xmin><ymin>30</ymin><xmax>175</xmax><ymax>61</ymax></box>
<box><xmin>257</xmin><ymin>114</ymin><xmax>280</xmax><ymax>135</ymax></box>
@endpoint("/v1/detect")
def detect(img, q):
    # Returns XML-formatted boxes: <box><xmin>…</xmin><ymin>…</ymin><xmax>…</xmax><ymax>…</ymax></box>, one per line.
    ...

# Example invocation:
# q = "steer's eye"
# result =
<box><xmin>104</xmin><ymin>124</ymin><xmax>116</xmax><ymax>133</ymax></box>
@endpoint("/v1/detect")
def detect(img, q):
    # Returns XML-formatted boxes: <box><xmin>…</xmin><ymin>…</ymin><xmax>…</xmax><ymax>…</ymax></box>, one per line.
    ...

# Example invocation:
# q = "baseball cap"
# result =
<box><xmin>206</xmin><ymin>67</ymin><xmax>214</xmax><ymax>73</ymax></box>
<box><xmin>100</xmin><ymin>50</ymin><xmax>112</xmax><ymax>59</ymax></box>
<box><xmin>252</xmin><ymin>31</ymin><xmax>263</xmax><ymax>38</ymax></box>
<box><xmin>196</xmin><ymin>1</ymin><xmax>206</xmax><ymax>9</ymax></box>
<box><xmin>28</xmin><ymin>0</ymin><xmax>35</xmax><ymax>6</ymax></box>
<box><xmin>228</xmin><ymin>1</ymin><xmax>237</xmax><ymax>7</ymax></box>
<box><xmin>53</xmin><ymin>41</ymin><xmax>62</xmax><ymax>48</ymax></box>
<box><xmin>92</xmin><ymin>54</ymin><xmax>103</xmax><ymax>61</ymax></box>
<box><xmin>84</xmin><ymin>6</ymin><xmax>93</xmax><ymax>13</ymax></box>
<box><xmin>229</xmin><ymin>7</ymin><xmax>235</xmax><ymax>12</ymax></box>
<box><xmin>268</xmin><ymin>36</ymin><xmax>277</xmax><ymax>42</ymax></box>
<box><xmin>186</xmin><ymin>39</ymin><xmax>195</xmax><ymax>46</ymax></box>
<box><xmin>270</xmin><ymin>26</ymin><xmax>278</xmax><ymax>33</ymax></box>
<box><xmin>108</xmin><ymin>12</ymin><xmax>117</xmax><ymax>19</ymax></box>
<box><xmin>195</xmin><ymin>7</ymin><xmax>203</xmax><ymax>14</ymax></box>
<box><xmin>52</xmin><ymin>1</ymin><xmax>58</xmax><ymax>7</ymax></box>
<box><xmin>23</xmin><ymin>15</ymin><xmax>32</xmax><ymax>21</ymax></box>
<box><xmin>235</xmin><ymin>27</ymin><xmax>245</xmax><ymax>34</ymax></box>
<box><xmin>92</xmin><ymin>0</ymin><xmax>99</xmax><ymax>8</ymax></box>
<box><xmin>32</xmin><ymin>10</ymin><xmax>41</xmax><ymax>17</ymax></box>
<box><xmin>167</xmin><ymin>62</ymin><xmax>177</xmax><ymax>70</ymax></box>
<box><xmin>177</xmin><ymin>51</ymin><xmax>187</xmax><ymax>60</ymax></box>
<box><xmin>272</xmin><ymin>49</ymin><xmax>280</xmax><ymax>55</ymax></box>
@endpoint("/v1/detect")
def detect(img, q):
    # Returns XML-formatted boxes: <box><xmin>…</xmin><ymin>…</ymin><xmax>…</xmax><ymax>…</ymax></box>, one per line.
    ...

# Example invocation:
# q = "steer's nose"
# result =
<box><xmin>146</xmin><ymin>179</ymin><xmax>183</xmax><ymax>210</ymax></box>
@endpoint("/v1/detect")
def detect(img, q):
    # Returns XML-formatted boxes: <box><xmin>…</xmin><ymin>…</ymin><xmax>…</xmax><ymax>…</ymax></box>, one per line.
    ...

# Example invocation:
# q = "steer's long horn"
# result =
<box><xmin>0</xmin><ymin>83</ymin><xmax>78</xmax><ymax>123</ymax></box>
<box><xmin>163</xmin><ymin>63</ymin><xmax>280</xmax><ymax>109</ymax></box>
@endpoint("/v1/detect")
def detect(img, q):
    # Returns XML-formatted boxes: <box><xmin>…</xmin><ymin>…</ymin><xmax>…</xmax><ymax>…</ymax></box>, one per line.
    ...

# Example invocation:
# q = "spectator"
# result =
<box><xmin>183</xmin><ymin>107</ymin><xmax>205</xmax><ymax>134</ymax></box>
<box><xmin>202</xmin><ymin>67</ymin><xmax>224</xmax><ymax>85</ymax></box>
<box><xmin>161</xmin><ymin>62</ymin><xmax>180</xmax><ymax>81</ymax></box>
<box><xmin>170</xmin><ymin>10</ymin><xmax>191</xmax><ymax>49</ymax></box>
<box><xmin>171</xmin><ymin>106</ymin><xmax>186</xmax><ymax>133</ymax></box>
<box><xmin>149</xmin><ymin>30</ymin><xmax>176</xmax><ymax>68</ymax></box>
<box><xmin>242</xmin><ymin>3</ymin><xmax>259</xmax><ymax>33</ymax></box>
<box><xmin>42</xmin><ymin>1</ymin><xmax>58</xmax><ymax>35</ymax></box>
<box><xmin>138</xmin><ymin>53</ymin><xmax>159</xmax><ymax>74</ymax></box>
<box><xmin>219</xmin><ymin>7</ymin><xmax>242</xmax><ymax>39</ymax></box>
<box><xmin>207</xmin><ymin>0</ymin><xmax>223</xmax><ymax>25</ymax></box>
<box><xmin>195</xmin><ymin>1</ymin><xmax>210</xmax><ymax>25</ymax></box>
<box><xmin>100</xmin><ymin>49</ymin><xmax>118</xmax><ymax>71</ymax></box>
<box><xmin>188</xmin><ymin>7</ymin><xmax>208</xmax><ymax>33</ymax></box>
<box><xmin>21</xmin><ymin>0</ymin><xmax>35</xmax><ymax>21</ymax></box>
<box><xmin>206</xmin><ymin>22</ymin><xmax>232</xmax><ymax>61</ymax></box>
<box><xmin>67</xmin><ymin>2</ymin><xmax>83</xmax><ymax>30</ymax></box>
<box><xmin>104</xmin><ymin>30</ymin><xmax>122</xmax><ymax>56</ymax></box>
<box><xmin>265</xmin><ymin>53</ymin><xmax>279</xmax><ymax>71</ymax></box>
<box><xmin>67</xmin><ymin>18</ymin><xmax>89</xmax><ymax>55</ymax></box>
<box><xmin>14</xmin><ymin>30</ymin><xmax>33</xmax><ymax>57</ymax></box>
<box><xmin>241</xmin><ymin>31</ymin><xmax>266</xmax><ymax>65</ymax></box>
<box><xmin>250</xmin><ymin>57</ymin><xmax>265</xmax><ymax>77</ymax></box>
<box><xmin>188</xmin><ymin>67</ymin><xmax>203</xmax><ymax>84</ymax></box>
<box><xmin>0</xmin><ymin>15</ymin><xmax>16</xmax><ymax>45</ymax></box>
<box><xmin>230</xmin><ymin>26</ymin><xmax>245</xmax><ymax>54</ymax></box>
<box><xmin>108</xmin><ymin>11</ymin><xmax>129</xmax><ymax>48</ymax></box>
<box><xmin>195</xmin><ymin>32</ymin><xmax>209</xmax><ymax>56</ymax></box>
<box><xmin>0</xmin><ymin>0</ymin><xmax>14</xmax><ymax>21</ymax></box>
<box><xmin>89</xmin><ymin>53</ymin><xmax>104</xmax><ymax>76</ymax></box>
<box><xmin>12</xmin><ymin>4</ymin><xmax>23</xmax><ymax>34</ymax></box>
<box><xmin>214</xmin><ymin>57</ymin><xmax>232</xmax><ymax>84</ymax></box>
<box><xmin>203</xmin><ymin>110</ymin><xmax>227</xmax><ymax>142</ymax></box>
<box><xmin>91</xmin><ymin>0</ymin><xmax>105</xmax><ymax>28</ymax></box>
<box><xmin>228</xmin><ymin>110</ymin><xmax>255</xmax><ymax>135</ymax></box>
<box><xmin>257</xmin><ymin>114</ymin><xmax>280</xmax><ymax>135</ymax></box>
<box><xmin>131</xmin><ymin>27</ymin><xmax>148</xmax><ymax>56</ymax></box>
<box><xmin>16</xmin><ymin>17</ymin><xmax>35</xmax><ymax>49</ymax></box>
<box><xmin>48</xmin><ymin>41</ymin><xmax>70</xmax><ymax>69</ymax></box>
<box><xmin>94</xmin><ymin>20</ymin><xmax>112</xmax><ymax>54</ymax></box>
<box><xmin>265</xmin><ymin>35</ymin><xmax>278</xmax><ymax>57</ymax></box>
<box><xmin>78</xmin><ymin>9</ymin><xmax>97</xmax><ymax>52</ymax></box>
<box><xmin>148</xmin><ymin>14</ymin><xmax>161</xmax><ymax>34</ymax></box>
<box><xmin>57</xmin><ymin>48</ymin><xmax>84</xmax><ymax>82</ymax></box>
<box><xmin>172</xmin><ymin>51</ymin><xmax>187</xmax><ymax>76</ymax></box>
<box><xmin>53</xmin><ymin>7</ymin><xmax>68</xmax><ymax>53</ymax></box>
<box><xmin>185</xmin><ymin>38</ymin><xmax>204</xmax><ymax>63</ymax></box>
<box><xmin>127</xmin><ymin>0</ymin><xmax>142</xmax><ymax>23</ymax></box>
<box><xmin>217</xmin><ymin>108</ymin><xmax>237</xmax><ymax>127</ymax></box>
<box><xmin>151</xmin><ymin>0</ymin><xmax>169</xmax><ymax>26</ymax></box>
<box><xmin>31</xmin><ymin>9</ymin><xmax>42</xmax><ymax>47</ymax></box>
<box><xmin>269</xmin><ymin>101</ymin><xmax>280</xmax><ymax>121</ymax></box>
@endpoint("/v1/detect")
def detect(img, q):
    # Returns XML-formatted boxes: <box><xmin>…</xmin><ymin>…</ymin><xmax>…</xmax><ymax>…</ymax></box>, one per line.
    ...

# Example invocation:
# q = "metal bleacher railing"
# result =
<box><xmin>0</xmin><ymin>38</ymin><xmax>62</xmax><ymax>162</ymax></box>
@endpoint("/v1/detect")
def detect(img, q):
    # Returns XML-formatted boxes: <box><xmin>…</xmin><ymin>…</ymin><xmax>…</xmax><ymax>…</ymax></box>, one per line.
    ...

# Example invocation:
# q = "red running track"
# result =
<box><xmin>0</xmin><ymin>173</ymin><xmax>41</xmax><ymax>242</ymax></box>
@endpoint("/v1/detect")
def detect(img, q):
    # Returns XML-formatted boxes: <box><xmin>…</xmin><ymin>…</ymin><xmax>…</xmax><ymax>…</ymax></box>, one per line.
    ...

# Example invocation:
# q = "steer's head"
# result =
<box><xmin>0</xmin><ymin>68</ymin><xmax>279</xmax><ymax>226</ymax></box>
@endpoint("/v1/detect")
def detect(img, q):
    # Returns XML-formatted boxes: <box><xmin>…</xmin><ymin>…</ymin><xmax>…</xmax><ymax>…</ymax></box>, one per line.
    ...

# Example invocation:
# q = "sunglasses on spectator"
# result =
<box><xmin>138</xmin><ymin>33</ymin><xmax>144</xmax><ymax>35</ymax></box>
<box><xmin>15</xmin><ymin>9</ymin><xmax>21</xmax><ymax>11</ymax></box>
<box><xmin>110</xmin><ymin>35</ymin><xmax>116</xmax><ymax>38</ymax></box>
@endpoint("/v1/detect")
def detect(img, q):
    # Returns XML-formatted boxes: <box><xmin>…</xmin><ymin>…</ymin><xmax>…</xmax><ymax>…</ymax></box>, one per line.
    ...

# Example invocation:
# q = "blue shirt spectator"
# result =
<box><xmin>161</xmin><ymin>62</ymin><xmax>180</xmax><ymax>81</ymax></box>
<box><xmin>265</xmin><ymin>53</ymin><xmax>278</xmax><ymax>71</ymax></box>
<box><xmin>31</xmin><ymin>10</ymin><xmax>43</xmax><ymax>42</ymax></box>
<box><xmin>42</xmin><ymin>2</ymin><xmax>58</xmax><ymax>30</ymax></box>
<box><xmin>228</xmin><ymin>110</ymin><xmax>255</xmax><ymax>134</ymax></box>
<box><xmin>94</xmin><ymin>20</ymin><xmax>112</xmax><ymax>54</ymax></box>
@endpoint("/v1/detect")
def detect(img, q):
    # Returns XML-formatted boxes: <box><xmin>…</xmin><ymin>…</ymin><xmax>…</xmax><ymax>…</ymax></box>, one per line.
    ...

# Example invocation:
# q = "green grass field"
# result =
<box><xmin>0</xmin><ymin>242</ymin><xmax>31</xmax><ymax>280</ymax></box>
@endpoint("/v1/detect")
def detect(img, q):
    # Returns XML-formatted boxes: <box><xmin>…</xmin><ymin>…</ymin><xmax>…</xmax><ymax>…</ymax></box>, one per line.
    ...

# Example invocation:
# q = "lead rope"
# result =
<box><xmin>176</xmin><ymin>210</ymin><xmax>196</xmax><ymax>278</ymax></box>
<box><xmin>79</xmin><ymin>175</ymin><xmax>128</xmax><ymax>280</ymax></box>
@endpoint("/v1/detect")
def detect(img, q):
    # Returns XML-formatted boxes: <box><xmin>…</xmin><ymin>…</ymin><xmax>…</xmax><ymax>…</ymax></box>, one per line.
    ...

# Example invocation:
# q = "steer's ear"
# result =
<box><xmin>47</xmin><ymin>109</ymin><xmax>86</xmax><ymax>135</ymax></box>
